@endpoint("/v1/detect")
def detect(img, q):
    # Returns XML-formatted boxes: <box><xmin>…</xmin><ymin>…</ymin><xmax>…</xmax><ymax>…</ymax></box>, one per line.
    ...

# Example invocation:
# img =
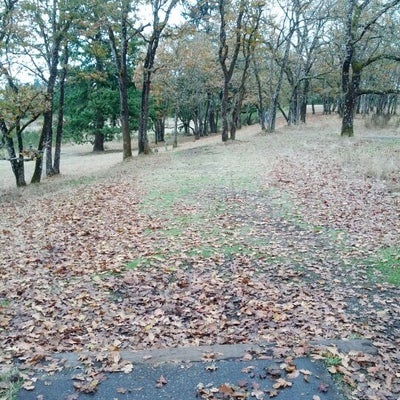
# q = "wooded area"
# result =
<box><xmin>1</xmin><ymin>0</ymin><xmax>400</xmax><ymax>187</ymax></box>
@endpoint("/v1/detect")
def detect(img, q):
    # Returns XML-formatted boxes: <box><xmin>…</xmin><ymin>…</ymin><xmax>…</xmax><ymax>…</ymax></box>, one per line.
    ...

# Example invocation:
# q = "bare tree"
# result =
<box><xmin>0</xmin><ymin>0</ymin><xmax>48</xmax><ymax>187</ymax></box>
<box><xmin>229</xmin><ymin>2</ymin><xmax>263</xmax><ymax>140</ymax></box>
<box><xmin>218</xmin><ymin>0</ymin><xmax>245</xmax><ymax>141</ymax></box>
<box><xmin>285</xmin><ymin>0</ymin><xmax>330</xmax><ymax>125</ymax></box>
<box><xmin>263</xmin><ymin>0</ymin><xmax>298</xmax><ymax>132</ymax></box>
<box><xmin>138</xmin><ymin>0</ymin><xmax>179</xmax><ymax>154</ymax></box>
<box><xmin>107</xmin><ymin>0</ymin><xmax>151</xmax><ymax>159</ymax></box>
<box><xmin>23</xmin><ymin>0</ymin><xmax>74</xmax><ymax>182</ymax></box>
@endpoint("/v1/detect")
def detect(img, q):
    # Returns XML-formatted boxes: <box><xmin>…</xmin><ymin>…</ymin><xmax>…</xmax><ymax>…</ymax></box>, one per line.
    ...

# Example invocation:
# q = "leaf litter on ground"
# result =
<box><xmin>0</xmin><ymin>116</ymin><xmax>399</xmax><ymax>399</ymax></box>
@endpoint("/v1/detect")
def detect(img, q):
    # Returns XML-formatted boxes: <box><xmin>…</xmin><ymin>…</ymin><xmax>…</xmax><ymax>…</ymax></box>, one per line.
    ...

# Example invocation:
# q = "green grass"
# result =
<box><xmin>186</xmin><ymin>246</ymin><xmax>216</xmax><ymax>258</ymax></box>
<box><xmin>367</xmin><ymin>247</ymin><xmax>400</xmax><ymax>285</ymax></box>
<box><xmin>324</xmin><ymin>355</ymin><xmax>342</xmax><ymax>367</ymax></box>
<box><xmin>0</xmin><ymin>300</ymin><xmax>10</xmax><ymax>307</ymax></box>
<box><xmin>126</xmin><ymin>258</ymin><xmax>148</xmax><ymax>269</ymax></box>
<box><xmin>0</xmin><ymin>366</ymin><xmax>23</xmax><ymax>400</ymax></box>
<box><xmin>338</xmin><ymin>138</ymin><xmax>400</xmax><ymax>181</ymax></box>
<box><xmin>126</xmin><ymin>254</ymin><xmax>167</xmax><ymax>269</ymax></box>
<box><xmin>163</xmin><ymin>227</ymin><xmax>182</xmax><ymax>237</ymax></box>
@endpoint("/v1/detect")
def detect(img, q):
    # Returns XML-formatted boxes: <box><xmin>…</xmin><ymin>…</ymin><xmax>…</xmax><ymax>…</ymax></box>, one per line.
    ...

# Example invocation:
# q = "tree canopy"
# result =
<box><xmin>1</xmin><ymin>0</ymin><xmax>400</xmax><ymax>186</ymax></box>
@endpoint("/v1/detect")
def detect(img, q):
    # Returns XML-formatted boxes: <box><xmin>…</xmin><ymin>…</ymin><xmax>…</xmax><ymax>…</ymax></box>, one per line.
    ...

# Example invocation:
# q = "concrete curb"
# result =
<box><xmin>53</xmin><ymin>339</ymin><xmax>377</xmax><ymax>367</ymax></box>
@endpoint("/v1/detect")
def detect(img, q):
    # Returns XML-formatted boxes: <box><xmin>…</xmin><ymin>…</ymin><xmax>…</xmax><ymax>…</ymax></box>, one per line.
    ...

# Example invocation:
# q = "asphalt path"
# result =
<box><xmin>18</xmin><ymin>357</ymin><xmax>344</xmax><ymax>400</ymax></box>
<box><xmin>16</xmin><ymin>341</ymin><xmax>373</xmax><ymax>400</ymax></box>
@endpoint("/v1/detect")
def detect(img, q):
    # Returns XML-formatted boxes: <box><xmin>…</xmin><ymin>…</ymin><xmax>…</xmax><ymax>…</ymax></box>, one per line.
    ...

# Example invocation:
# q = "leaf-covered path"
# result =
<box><xmin>1</xmin><ymin>118</ymin><xmax>400</xmax><ymax>399</ymax></box>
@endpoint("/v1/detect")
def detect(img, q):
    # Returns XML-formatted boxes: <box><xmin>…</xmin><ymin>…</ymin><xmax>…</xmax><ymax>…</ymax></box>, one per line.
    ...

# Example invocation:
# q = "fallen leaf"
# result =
<box><xmin>155</xmin><ymin>375</ymin><xmax>168</xmax><ymax>388</ymax></box>
<box><xmin>318</xmin><ymin>382</ymin><xmax>329</xmax><ymax>393</ymax></box>
<box><xmin>22</xmin><ymin>381</ymin><xmax>35</xmax><ymax>391</ymax></box>
<box><xmin>267</xmin><ymin>389</ymin><xmax>279</xmax><ymax>397</ymax></box>
<box><xmin>219</xmin><ymin>383</ymin><xmax>234</xmax><ymax>395</ymax></box>
<box><xmin>74</xmin><ymin>379</ymin><xmax>100</xmax><ymax>393</ymax></box>
<box><xmin>273</xmin><ymin>378</ymin><xmax>292</xmax><ymax>389</ymax></box>
<box><xmin>205</xmin><ymin>363</ymin><xmax>218</xmax><ymax>371</ymax></box>
<box><xmin>121</xmin><ymin>362</ymin><xmax>133</xmax><ymax>373</ymax></box>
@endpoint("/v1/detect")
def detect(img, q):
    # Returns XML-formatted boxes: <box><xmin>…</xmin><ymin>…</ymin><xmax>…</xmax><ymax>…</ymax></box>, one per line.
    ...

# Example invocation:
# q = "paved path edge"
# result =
<box><xmin>51</xmin><ymin>339</ymin><xmax>377</xmax><ymax>367</ymax></box>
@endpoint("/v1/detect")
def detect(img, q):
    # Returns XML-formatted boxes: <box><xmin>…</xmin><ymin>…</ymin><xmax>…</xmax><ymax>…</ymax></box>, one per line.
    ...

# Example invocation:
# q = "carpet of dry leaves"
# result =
<box><xmin>1</xmin><ymin>114</ymin><xmax>400</xmax><ymax>399</ymax></box>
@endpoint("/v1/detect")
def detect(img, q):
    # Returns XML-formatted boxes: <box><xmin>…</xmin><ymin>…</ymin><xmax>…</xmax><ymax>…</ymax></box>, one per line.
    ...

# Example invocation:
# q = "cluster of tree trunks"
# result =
<box><xmin>2</xmin><ymin>0</ymin><xmax>400</xmax><ymax>187</ymax></box>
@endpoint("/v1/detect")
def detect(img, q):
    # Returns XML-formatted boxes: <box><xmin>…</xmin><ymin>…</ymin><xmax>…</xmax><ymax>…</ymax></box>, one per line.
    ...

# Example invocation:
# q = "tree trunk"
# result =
<box><xmin>300</xmin><ymin>79</ymin><xmax>310</xmax><ymax>123</ymax></box>
<box><xmin>218</xmin><ymin>0</ymin><xmax>245</xmax><ymax>142</ymax></box>
<box><xmin>231</xmin><ymin>90</ymin><xmax>246</xmax><ymax>140</ymax></box>
<box><xmin>33</xmin><ymin>36</ymin><xmax>63</xmax><ymax>181</ymax></box>
<box><xmin>138</xmin><ymin>0</ymin><xmax>178</xmax><ymax>154</ymax></box>
<box><xmin>173</xmin><ymin>109</ymin><xmax>178</xmax><ymax>148</ymax></box>
<box><xmin>31</xmin><ymin>126</ymin><xmax>46</xmax><ymax>183</ymax></box>
<box><xmin>202</xmin><ymin>94</ymin><xmax>210</xmax><ymax>136</ymax></box>
<box><xmin>1</xmin><ymin>120</ymin><xmax>26</xmax><ymax>187</ymax></box>
<box><xmin>340</xmin><ymin>0</ymin><xmax>356</xmax><ymax>137</ymax></box>
<box><xmin>108</xmin><ymin>10</ymin><xmax>132</xmax><ymax>160</ymax></box>
<box><xmin>32</xmin><ymin>111</ymin><xmax>54</xmax><ymax>183</ymax></box>
<box><xmin>45</xmin><ymin>36</ymin><xmax>64</xmax><ymax>176</ymax></box>
<box><xmin>138</xmin><ymin>69</ymin><xmax>152</xmax><ymax>154</ymax></box>
<box><xmin>288</xmin><ymin>87</ymin><xmax>299</xmax><ymax>126</ymax></box>
<box><xmin>93</xmin><ymin>114</ymin><xmax>105</xmax><ymax>152</ymax></box>
<box><xmin>193</xmin><ymin>115</ymin><xmax>200</xmax><ymax>140</ymax></box>
<box><xmin>12</xmin><ymin>158</ymin><xmax>26</xmax><ymax>187</ymax></box>
<box><xmin>119</xmin><ymin>75</ymin><xmax>132</xmax><ymax>157</ymax></box>
<box><xmin>54</xmin><ymin>94</ymin><xmax>64</xmax><ymax>172</ymax></box>
<box><xmin>341</xmin><ymin>77</ymin><xmax>359</xmax><ymax>136</ymax></box>
<box><xmin>208</xmin><ymin>94</ymin><xmax>218</xmax><ymax>133</ymax></box>
<box><xmin>93</xmin><ymin>133</ymin><xmax>104</xmax><ymax>152</ymax></box>
<box><xmin>341</xmin><ymin>64</ymin><xmax>361</xmax><ymax>137</ymax></box>
<box><xmin>53</xmin><ymin>44</ymin><xmax>69</xmax><ymax>174</ymax></box>
<box><xmin>252</xmin><ymin>55</ymin><xmax>265</xmax><ymax>130</ymax></box>
<box><xmin>43</xmin><ymin>110</ymin><xmax>54</xmax><ymax>176</ymax></box>
<box><xmin>268</xmin><ymin>34</ymin><xmax>292</xmax><ymax>132</ymax></box>
<box><xmin>221</xmin><ymin>81</ymin><xmax>229</xmax><ymax>142</ymax></box>
<box><xmin>154</xmin><ymin>117</ymin><xmax>165</xmax><ymax>143</ymax></box>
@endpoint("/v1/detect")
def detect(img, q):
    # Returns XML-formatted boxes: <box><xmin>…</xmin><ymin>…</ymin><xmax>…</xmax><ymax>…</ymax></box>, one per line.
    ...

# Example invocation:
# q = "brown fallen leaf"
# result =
<box><xmin>267</xmin><ymin>388</ymin><xmax>279</xmax><ymax>397</ymax></box>
<box><xmin>327</xmin><ymin>365</ymin><xmax>338</xmax><ymax>374</ymax></box>
<box><xmin>242</xmin><ymin>352</ymin><xmax>253</xmax><ymax>361</ymax></box>
<box><xmin>202</xmin><ymin>352</ymin><xmax>218</xmax><ymax>360</ymax></box>
<box><xmin>251</xmin><ymin>388</ymin><xmax>265</xmax><ymax>399</ymax></box>
<box><xmin>241</xmin><ymin>365</ymin><xmax>256</xmax><ymax>373</ymax></box>
<box><xmin>22</xmin><ymin>380</ymin><xmax>35</xmax><ymax>391</ymax></box>
<box><xmin>287</xmin><ymin>370</ymin><xmax>300</xmax><ymax>379</ymax></box>
<box><xmin>282</xmin><ymin>357</ymin><xmax>296</xmax><ymax>373</ymax></box>
<box><xmin>121</xmin><ymin>362</ymin><xmax>133</xmax><ymax>373</ymax></box>
<box><xmin>273</xmin><ymin>378</ymin><xmax>292</xmax><ymax>389</ymax></box>
<box><xmin>318</xmin><ymin>382</ymin><xmax>329</xmax><ymax>392</ymax></box>
<box><xmin>237</xmin><ymin>379</ymin><xmax>248</xmax><ymax>388</ymax></box>
<box><xmin>64</xmin><ymin>394</ymin><xmax>79</xmax><ymax>400</ymax></box>
<box><xmin>155</xmin><ymin>374</ymin><xmax>168</xmax><ymax>388</ymax></box>
<box><xmin>205</xmin><ymin>363</ymin><xmax>218</xmax><ymax>371</ymax></box>
<box><xmin>265</xmin><ymin>367</ymin><xmax>282</xmax><ymax>378</ymax></box>
<box><xmin>299</xmin><ymin>369</ymin><xmax>312</xmax><ymax>376</ymax></box>
<box><xmin>219</xmin><ymin>383</ymin><xmax>234</xmax><ymax>395</ymax></box>
<box><xmin>73</xmin><ymin>379</ymin><xmax>100</xmax><ymax>393</ymax></box>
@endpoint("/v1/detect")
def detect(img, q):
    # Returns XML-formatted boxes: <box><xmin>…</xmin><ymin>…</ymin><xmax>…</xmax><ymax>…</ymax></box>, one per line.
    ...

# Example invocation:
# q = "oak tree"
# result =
<box><xmin>339</xmin><ymin>0</ymin><xmax>400</xmax><ymax>136</ymax></box>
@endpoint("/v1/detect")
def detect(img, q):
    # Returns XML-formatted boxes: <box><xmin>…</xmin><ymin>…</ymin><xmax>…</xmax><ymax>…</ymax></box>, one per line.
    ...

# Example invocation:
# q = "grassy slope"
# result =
<box><xmin>0</xmin><ymin>114</ymin><xmax>399</xmax><ymax>399</ymax></box>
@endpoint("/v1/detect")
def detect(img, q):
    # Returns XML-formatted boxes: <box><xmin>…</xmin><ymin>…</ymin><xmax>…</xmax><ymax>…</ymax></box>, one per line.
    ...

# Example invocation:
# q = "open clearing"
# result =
<box><xmin>1</xmin><ymin>113</ymin><xmax>400</xmax><ymax>399</ymax></box>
